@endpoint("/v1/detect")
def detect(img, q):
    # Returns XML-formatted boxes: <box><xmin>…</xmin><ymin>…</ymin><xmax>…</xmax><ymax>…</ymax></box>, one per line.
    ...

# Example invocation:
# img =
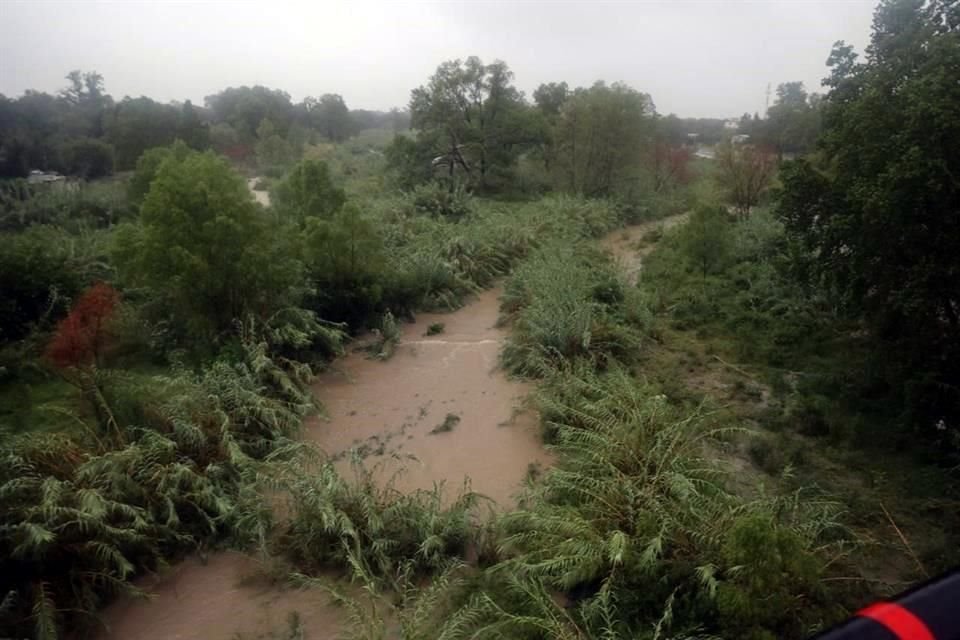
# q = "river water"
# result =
<box><xmin>96</xmin><ymin>287</ymin><xmax>547</xmax><ymax>639</ymax></box>
<box><xmin>94</xmin><ymin>215</ymin><xmax>682</xmax><ymax>640</ymax></box>
<box><xmin>306</xmin><ymin>286</ymin><xmax>551</xmax><ymax>507</ymax></box>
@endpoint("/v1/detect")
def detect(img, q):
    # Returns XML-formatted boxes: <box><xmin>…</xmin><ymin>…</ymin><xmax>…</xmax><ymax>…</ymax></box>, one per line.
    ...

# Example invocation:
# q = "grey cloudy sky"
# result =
<box><xmin>0</xmin><ymin>0</ymin><xmax>876</xmax><ymax>118</ymax></box>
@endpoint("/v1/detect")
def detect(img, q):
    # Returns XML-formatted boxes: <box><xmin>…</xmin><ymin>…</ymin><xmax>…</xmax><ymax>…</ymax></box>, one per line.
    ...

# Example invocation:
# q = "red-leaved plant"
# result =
<box><xmin>46</xmin><ymin>282</ymin><xmax>120</xmax><ymax>372</ymax></box>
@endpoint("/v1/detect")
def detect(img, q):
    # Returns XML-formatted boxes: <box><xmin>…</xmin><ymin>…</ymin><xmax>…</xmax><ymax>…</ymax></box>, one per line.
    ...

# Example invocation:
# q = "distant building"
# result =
<box><xmin>731</xmin><ymin>134</ymin><xmax>751</xmax><ymax>145</ymax></box>
<box><xmin>723</xmin><ymin>119</ymin><xmax>739</xmax><ymax>131</ymax></box>
<box><xmin>27</xmin><ymin>170</ymin><xmax>65</xmax><ymax>185</ymax></box>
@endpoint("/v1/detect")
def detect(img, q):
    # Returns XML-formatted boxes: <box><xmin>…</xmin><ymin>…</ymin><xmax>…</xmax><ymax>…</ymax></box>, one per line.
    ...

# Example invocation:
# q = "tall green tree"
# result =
<box><xmin>204</xmin><ymin>85</ymin><xmax>294</xmax><ymax>142</ymax></box>
<box><xmin>115</xmin><ymin>151</ymin><xmax>300</xmax><ymax>343</ymax></box>
<box><xmin>270</xmin><ymin>159</ymin><xmax>346</xmax><ymax>223</ymax></box>
<box><xmin>177</xmin><ymin>100</ymin><xmax>210</xmax><ymax>151</ymax></box>
<box><xmin>778</xmin><ymin>0</ymin><xmax>960</xmax><ymax>437</ymax></box>
<box><xmin>760</xmin><ymin>82</ymin><xmax>822</xmax><ymax>157</ymax></box>
<box><xmin>305</xmin><ymin>93</ymin><xmax>353</xmax><ymax>142</ymax></box>
<box><xmin>254</xmin><ymin>118</ymin><xmax>296</xmax><ymax>174</ymax></box>
<box><xmin>407</xmin><ymin>57</ymin><xmax>538</xmax><ymax>191</ymax></box>
<box><xmin>550</xmin><ymin>81</ymin><xmax>656</xmax><ymax>198</ymax></box>
<box><xmin>302</xmin><ymin>203</ymin><xmax>386</xmax><ymax>327</ymax></box>
<box><xmin>127</xmin><ymin>140</ymin><xmax>192</xmax><ymax>206</ymax></box>
<box><xmin>104</xmin><ymin>96</ymin><xmax>180</xmax><ymax>169</ymax></box>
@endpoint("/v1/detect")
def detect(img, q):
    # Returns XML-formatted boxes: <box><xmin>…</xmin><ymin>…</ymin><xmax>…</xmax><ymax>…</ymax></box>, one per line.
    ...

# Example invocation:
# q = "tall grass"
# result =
<box><xmin>431</xmin><ymin>364</ymin><xmax>853</xmax><ymax>640</ymax></box>
<box><xmin>376</xmin><ymin>194</ymin><xmax>622</xmax><ymax>314</ymax></box>
<box><xmin>0</xmin><ymin>330</ymin><xmax>321</xmax><ymax>638</ymax></box>
<box><xmin>258</xmin><ymin>451</ymin><xmax>482</xmax><ymax>582</ymax></box>
<box><xmin>500</xmin><ymin>244</ymin><xmax>645</xmax><ymax>377</ymax></box>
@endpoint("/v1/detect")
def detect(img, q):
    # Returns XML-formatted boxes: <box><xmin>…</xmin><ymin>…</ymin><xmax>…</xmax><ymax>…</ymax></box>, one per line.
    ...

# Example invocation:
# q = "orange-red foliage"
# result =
<box><xmin>45</xmin><ymin>282</ymin><xmax>120</xmax><ymax>370</ymax></box>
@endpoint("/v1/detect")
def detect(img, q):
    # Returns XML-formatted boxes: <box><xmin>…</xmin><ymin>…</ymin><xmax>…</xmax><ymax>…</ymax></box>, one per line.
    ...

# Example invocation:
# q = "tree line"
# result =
<box><xmin>1</xmin><ymin>0</ymin><xmax>956</xmax><ymax>636</ymax></box>
<box><xmin>0</xmin><ymin>74</ymin><xmax>410</xmax><ymax>178</ymax></box>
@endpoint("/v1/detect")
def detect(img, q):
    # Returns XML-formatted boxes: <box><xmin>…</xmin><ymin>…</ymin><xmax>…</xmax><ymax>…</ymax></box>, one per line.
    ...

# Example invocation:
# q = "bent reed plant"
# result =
<box><xmin>0</xmin><ymin>319</ymin><xmax>333</xmax><ymax>639</ymax></box>
<box><xmin>275</xmin><ymin>205</ymin><xmax>858</xmax><ymax>640</ymax></box>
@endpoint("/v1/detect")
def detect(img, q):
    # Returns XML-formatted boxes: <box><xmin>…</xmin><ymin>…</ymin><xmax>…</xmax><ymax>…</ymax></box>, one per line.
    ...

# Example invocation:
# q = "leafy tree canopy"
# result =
<box><xmin>407</xmin><ymin>57</ymin><xmax>538</xmax><ymax>191</ymax></box>
<box><xmin>270</xmin><ymin>159</ymin><xmax>346</xmax><ymax>224</ymax></box>
<box><xmin>115</xmin><ymin>150</ymin><xmax>301</xmax><ymax>343</ymax></box>
<box><xmin>778</xmin><ymin>0</ymin><xmax>960</xmax><ymax>432</ymax></box>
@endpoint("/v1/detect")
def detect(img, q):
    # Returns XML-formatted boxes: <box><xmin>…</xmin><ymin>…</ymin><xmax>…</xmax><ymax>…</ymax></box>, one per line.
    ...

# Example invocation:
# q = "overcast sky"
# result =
<box><xmin>0</xmin><ymin>0</ymin><xmax>876</xmax><ymax>118</ymax></box>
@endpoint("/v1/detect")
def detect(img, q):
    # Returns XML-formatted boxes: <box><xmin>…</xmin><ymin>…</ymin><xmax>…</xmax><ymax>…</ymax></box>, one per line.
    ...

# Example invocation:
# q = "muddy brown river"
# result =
<box><xmin>96</xmin><ymin>286</ymin><xmax>546</xmax><ymax>640</ymax></box>
<box><xmin>306</xmin><ymin>286</ymin><xmax>550</xmax><ymax>506</ymax></box>
<box><xmin>94</xmin><ymin>215</ymin><xmax>683</xmax><ymax>640</ymax></box>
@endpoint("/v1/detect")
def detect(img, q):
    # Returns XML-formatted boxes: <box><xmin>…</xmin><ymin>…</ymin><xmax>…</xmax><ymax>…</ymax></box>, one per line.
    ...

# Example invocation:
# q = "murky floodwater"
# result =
<box><xmin>95</xmin><ymin>552</ymin><xmax>342</xmax><ymax>640</ymax></box>
<box><xmin>307</xmin><ymin>287</ymin><xmax>551</xmax><ymax>507</ymax></box>
<box><xmin>94</xmin><ymin>215</ymin><xmax>688</xmax><ymax>639</ymax></box>
<box><xmin>96</xmin><ymin>287</ymin><xmax>547</xmax><ymax>639</ymax></box>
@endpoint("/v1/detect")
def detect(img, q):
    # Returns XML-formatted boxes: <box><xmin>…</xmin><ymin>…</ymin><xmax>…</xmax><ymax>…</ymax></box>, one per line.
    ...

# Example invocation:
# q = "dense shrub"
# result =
<box><xmin>302</xmin><ymin>203</ymin><xmax>386</xmax><ymax>329</ymax></box>
<box><xmin>267</xmin><ymin>454</ymin><xmax>480</xmax><ymax>581</ymax></box>
<box><xmin>0</xmin><ymin>226</ymin><xmax>109</xmax><ymax>345</ymax></box>
<box><xmin>410</xmin><ymin>180</ymin><xmax>474</xmax><ymax>219</ymax></box>
<box><xmin>433</xmin><ymin>365</ymin><xmax>851</xmax><ymax>639</ymax></box>
<box><xmin>61</xmin><ymin>137</ymin><xmax>115</xmax><ymax>179</ymax></box>
<box><xmin>501</xmin><ymin>244</ymin><xmax>644</xmax><ymax>376</ymax></box>
<box><xmin>0</xmin><ymin>338</ymin><xmax>315</xmax><ymax>639</ymax></box>
<box><xmin>1</xmin><ymin>179</ymin><xmax>132</xmax><ymax>232</ymax></box>
<box><xmin>677</xmin><ymin>204</ymin><xmax>734</xmax><ymax>276</ymax></box>
<box><xmin>270</xmin><ymin>158</ymin><xmax>346</xmax><ymax>222</ymax></box>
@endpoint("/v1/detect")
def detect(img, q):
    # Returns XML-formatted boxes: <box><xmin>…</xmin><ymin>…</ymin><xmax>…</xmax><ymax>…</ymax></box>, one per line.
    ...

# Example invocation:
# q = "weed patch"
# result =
<box><xmin>429</xmin><ymin>413</ymin><xmax>461</xmax><ymax>435</ymax></box>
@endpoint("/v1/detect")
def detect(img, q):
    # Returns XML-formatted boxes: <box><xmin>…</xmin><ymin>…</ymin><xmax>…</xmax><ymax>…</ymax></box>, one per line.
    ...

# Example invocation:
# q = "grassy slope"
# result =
<box><xmin>636</xmin><ymin>218</ymin><xmax>960</xmax><ymax>596</ymax></box>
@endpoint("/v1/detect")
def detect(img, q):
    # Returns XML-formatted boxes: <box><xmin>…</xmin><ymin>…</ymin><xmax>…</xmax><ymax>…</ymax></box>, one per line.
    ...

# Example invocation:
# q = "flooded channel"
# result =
<box><xmin>307</xmin><ymin>286</ymin><xmax>551</xmax><ymax>507</ymax></box>
<box><xmin>94</xmin><ymin>215</ymin><xmax>683</xmax><ymax>640</ymax></box>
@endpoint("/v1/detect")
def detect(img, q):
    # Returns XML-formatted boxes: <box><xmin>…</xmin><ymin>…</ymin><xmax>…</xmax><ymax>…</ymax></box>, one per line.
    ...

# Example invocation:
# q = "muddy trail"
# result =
<box><xmin>94</xmin><ymin>214</ymin><xmax>685</xmax><ymax>640</ymax></box>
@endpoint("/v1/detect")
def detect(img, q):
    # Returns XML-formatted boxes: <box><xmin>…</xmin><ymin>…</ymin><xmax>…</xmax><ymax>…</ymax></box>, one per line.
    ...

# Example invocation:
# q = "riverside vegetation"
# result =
<box><xmin>1</xmin><ymin>1</ymin><xmax>958</xmax><ymax>638</ymax></box>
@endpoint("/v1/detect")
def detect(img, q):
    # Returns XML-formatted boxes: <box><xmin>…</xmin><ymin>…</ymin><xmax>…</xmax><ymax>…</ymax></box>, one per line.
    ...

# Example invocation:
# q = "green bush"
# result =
<box><xmin>410</xmin><ymin>180</ymin><xmax>474</xmax><ymax>219</ymax></box>
<box><xmin>0</xmin><ymin>338</ymin><xmax>315</xmax><ymax>639</ymax></box>
<box><xmin>1</xmin><ymin>179</ymin><xmax>132</xmax><ymax>232</ymax></box>
<box><xmin>0</xmin><ymin>225</ymin><xmax>109</xmax><ymax>344</ymax></box>
<box><xmin>270</xmin><ymin>159</ymin><xmax>346</xmax><ymax>223</ymax></box>
<box><xmin>475</xmin><ymin>364</ymin><xmax>849</xmax><ymax>639</ymax></box>
<box><xmin>127</xmin><ymin>141</ymin><xmax>191</xmax><ymax>207</ymax></box>
<box><xmin>677</xmin><ymin>204</ymin><xmax>734</xmax><ymax>277</ymax></box>
<box><xmin>302</xmin><ymin>203</ymin><xmax>386</xmax><ymax>329</ymax></box>
<box><xmin>269</xmin><ymin>454</ymin><xmax>481</xmax><ymax>581</ymax></box>
<box><xmin>501</xmin><ymin>245</ymin><xmax>642</xmax><ymax>376</ymax></box>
